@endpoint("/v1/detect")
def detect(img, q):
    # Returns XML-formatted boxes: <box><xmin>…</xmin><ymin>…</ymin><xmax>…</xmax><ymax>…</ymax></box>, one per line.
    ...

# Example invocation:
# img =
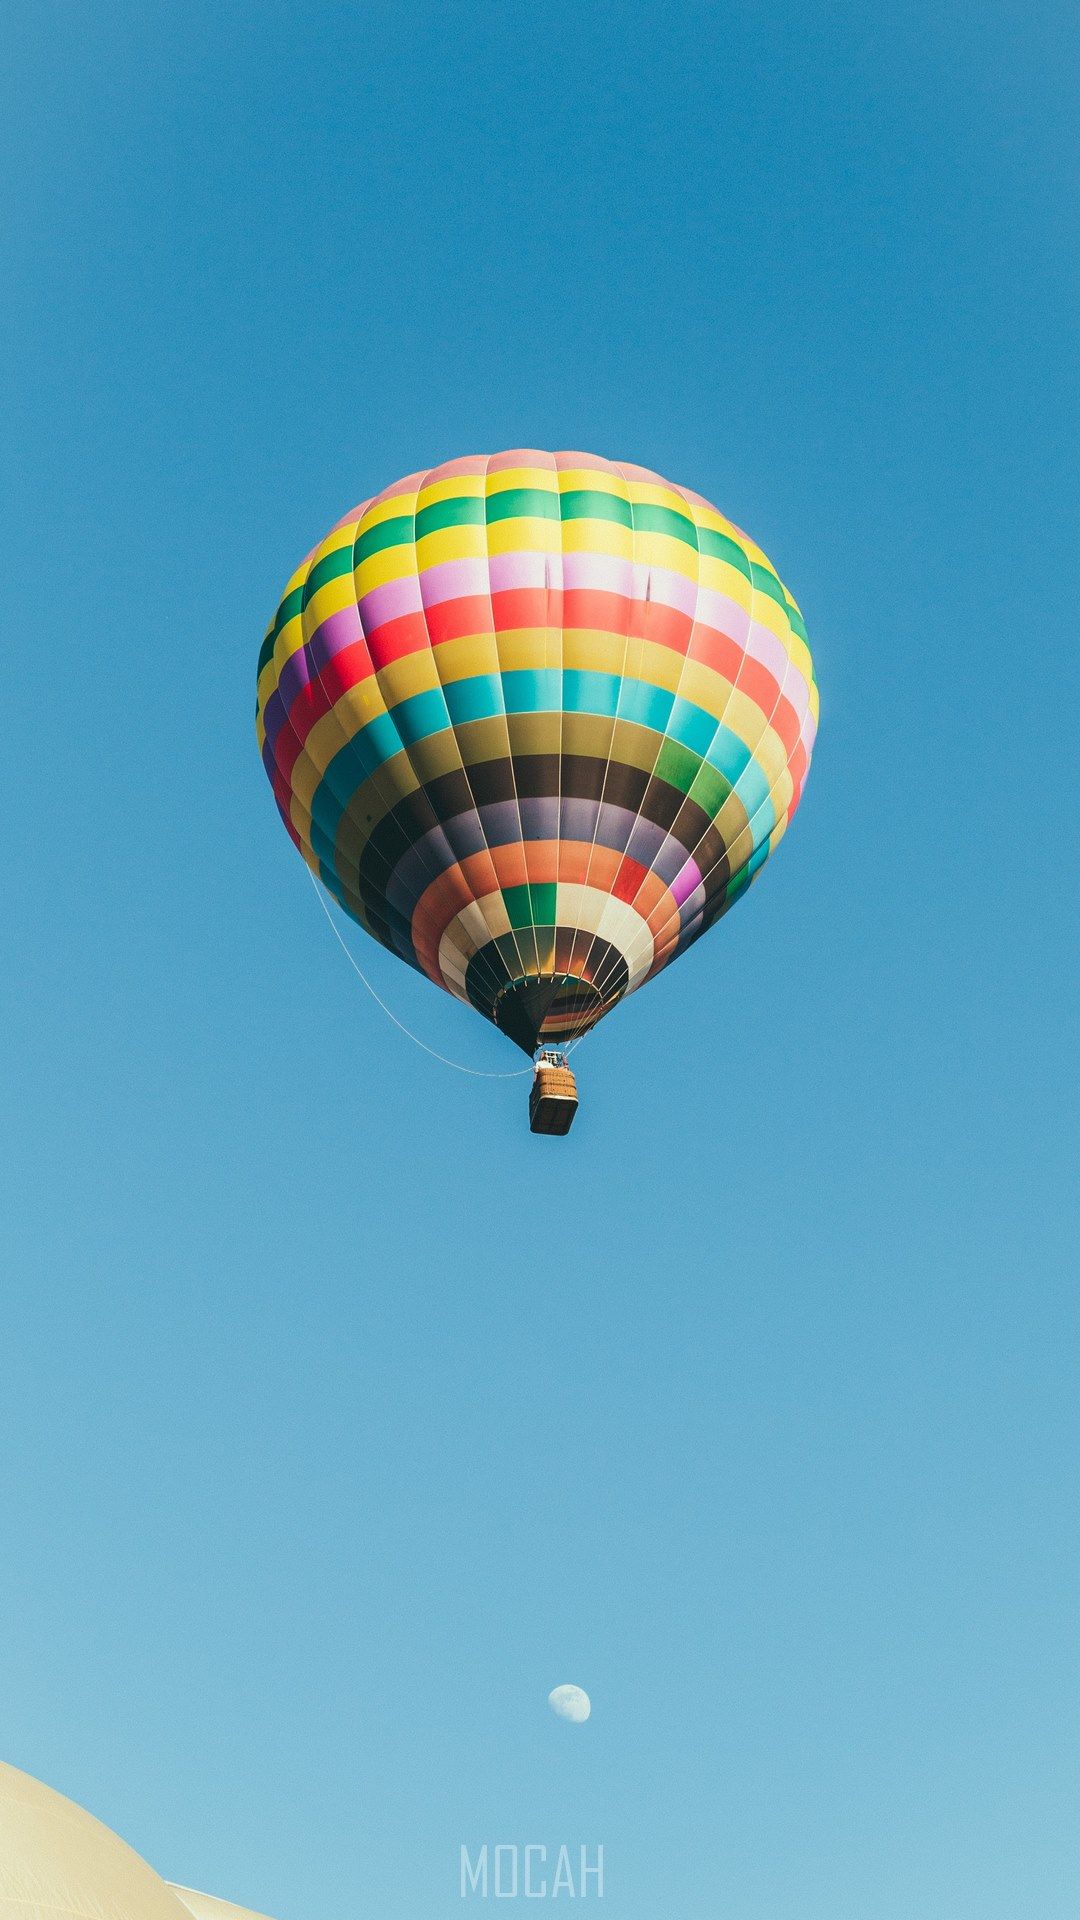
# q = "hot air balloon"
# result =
<box><xmin>256</xmin><ymin>451</ymin><xmax>818</xmax><ymax>1130</ymax></box>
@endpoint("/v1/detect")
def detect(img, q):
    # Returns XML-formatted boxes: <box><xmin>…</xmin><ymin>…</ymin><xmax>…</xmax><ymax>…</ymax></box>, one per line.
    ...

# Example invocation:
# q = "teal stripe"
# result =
<box><xmin>304</xmin><ymin>675</ymin><xmax>783</xmax><ymax>894</ymax></box>
<box><xmin>668</xmin><ymin>697</ymin><xmax>717</xmax><ymax>758</ymax></box>
<box><xmin>732</xmin><ymin>753</ymin><xmax>771</xmax><ymax>820</ymax></box>
<box><xmin>561</xmin><ymin>668</ymin><xmax>623</xmax><ymax>715</ymax></box>
<box><xmin>503</xmin><ymin>669</ymin><xmax>561</xmax><ymax>711</ymax></box>
<box><xmin>706</xmin><ymin>728</ymin><xmax>752</xmax><ymax>787</ymax></box>
<box><xmin>444</xmin><ymin>674</ymin><xmax>503</xmax><ymax>726</ymax></box>
<box><xmin>308</xmin><ymin>711</ymin><xmax>404</xmax><ymax>854</ymax></box>
<box><xmin>618</xmin><ymin>679</ymin><xmax>675</xmax><ymax>733</ymax></box>
<box><xmin>393</xmin><ymin>687</ymin><xmax>452</xmax><ymax>745</ymax></box>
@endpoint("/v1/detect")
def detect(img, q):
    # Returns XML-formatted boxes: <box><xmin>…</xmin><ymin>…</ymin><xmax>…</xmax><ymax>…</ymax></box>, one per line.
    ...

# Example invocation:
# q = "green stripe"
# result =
<box><xmin>353</xmin><ymin>514</ymin><xmax>415</xmax><ymax>564</ymax></box>
<box><xmin>528</xmin><ymin>881</ymin><xmax>558</xmax><ymax>924</ymax></box>
<box><xmin>629</xmin><ymin>502</ymin><xmax>698</xmax><ymax>548</ymax></box>
<box><xmin>558</xmin><ymin>488</ymin><xmax>634</xmax><ymax>528</ymax></box>
<box><xmin>504</xmin><ymin>883</ymin><xmax>536</xmax><ymax>931</ymax></box>
<box><xmin>415</xmin><ymin>496</ymin><xmax>485</xmax><ymax>539</ymax></box>
<box><xmin>486</xmin><ymin>487</ymin><xmax>560</xmax><ymax>524</ymax></box>
<box><xmin>256</xmin><ymin>628</ymin><xmax>276</xmax><ymax>680</ymax></box>
<box><xmin>272</xmin><ymin>495</ymin><xmax>803</xmax><ymax>669</ymax></box>
<box><xmin>653</xmin><ymin>736</ymin><xmax>703</xmax><ymax>800</ymax></box>
<box><xmin>696</xmin><ymin>526</ymin><xmax>753</xmax><ymax>578</ymax></box>
<box><xmin>749</xmin><ymin>562</ymin><xmax>788</xmax><ymax>612</ymax></box>
<box><xmin>302</xmin><ymin>545</ymin><xmax>354</xmax><ymax>605</ymax></box>
<box><xmin>270</xmin><ymin>584</ymin><xmax>305</xmax><ymax>645</ymax></box>
<box><xmin>785</xmin><ymin>598</ymin><xmax>809</xmax><ymax>647</ymax></box>
<box><xmin>501</xmin><ymin>881</ymin><xmax>560</xmax><ymax>929</ymax></box>
<box><xmin>348</xmin><ymin>489</ymin><xmax>787</xmax><ymax>596</ymax></box>
<box><xmin>688</xmin><ymin>761</ymin><xmax>736</xmax><ymax>819</ymax></box>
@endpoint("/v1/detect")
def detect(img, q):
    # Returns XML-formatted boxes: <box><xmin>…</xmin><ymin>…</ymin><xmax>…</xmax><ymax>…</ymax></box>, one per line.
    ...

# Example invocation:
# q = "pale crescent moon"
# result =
<box><xmin>548</xmin><ymin>1683</ymin><xmax>591</xmax><ymax>1723</ymax></box>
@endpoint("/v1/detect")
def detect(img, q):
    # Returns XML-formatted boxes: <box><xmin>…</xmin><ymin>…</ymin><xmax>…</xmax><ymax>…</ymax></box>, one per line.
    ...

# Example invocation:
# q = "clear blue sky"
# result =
<box><xmin>2</xmin><ymin>3</ymin><xmax>1077</xmax><ymax>1916</ymax></box>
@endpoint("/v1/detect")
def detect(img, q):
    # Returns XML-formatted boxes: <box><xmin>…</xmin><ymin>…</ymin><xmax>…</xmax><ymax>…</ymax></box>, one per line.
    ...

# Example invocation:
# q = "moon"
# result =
<box><xmin>548</xmin><ymin>1683</ymin><xmax>591</xmax><ymax>1723</ymax></box>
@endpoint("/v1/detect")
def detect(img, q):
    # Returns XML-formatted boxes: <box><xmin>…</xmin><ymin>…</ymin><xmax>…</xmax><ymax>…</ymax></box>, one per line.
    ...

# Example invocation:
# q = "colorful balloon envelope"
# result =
<box><xmin>256</xmin><ymin>451</ymin><xmax>818</xmax><ymax>1057</ymax></box>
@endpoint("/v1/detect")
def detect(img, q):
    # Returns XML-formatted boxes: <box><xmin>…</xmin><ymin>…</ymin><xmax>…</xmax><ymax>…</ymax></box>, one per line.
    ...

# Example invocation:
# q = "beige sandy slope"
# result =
<box><xmin>168</xmin><ymin>1888</ymin><xmax>275</xmax><ymax>1920</ymax></box>
<box><xmin>0</xmin><ymin>1765</ymin><xmax>276</xmax><ymax>1920</ymax></box>
<box><xmin>0</xmin><ymin>1762</ymin><xmax>194</xmax><ymax>1920</ymax></box>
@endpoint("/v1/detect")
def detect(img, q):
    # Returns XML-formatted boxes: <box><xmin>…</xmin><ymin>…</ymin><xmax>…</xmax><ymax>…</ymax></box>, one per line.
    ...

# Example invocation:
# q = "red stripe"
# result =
<box><xmin>737</xmin><ymin>654</ymin><xmax>781</xmax><ymax>718</ymax></box>
<box><xmin>561</xmin><ymin>587</ymin><xmax>632</xmax><ymax>633</ymax></box>
<box><xmin>770</xmin><ymin>693</ymin><xmax>801</xmax><ymax>757</ymax></box>
<box><xmin>640</xmin><ymin>600</ymin><xmax>693</xmax><ymax>654</ymax></box>
<box><xmin>690</xmin><ymin>623</ymin><xmax>746</xmax><ymax>683</ymax></box>
<box><xmin>360</xmin><ymin>608</ymin><xmax>431</xmax><ymax>666</ymax></box>
<box><xmin>423</xmin><ymin>593</ymin><xmax>493</xmax><ymax>646</ymax></box>
<box><xmin>317</xmin><ymin>637</ymin><xmax>377</xmax><ymax>701</ymax></box>
<box><xmin>490</xmin><ymin>585</ymin><xmax>561</xmax><ymax>631</ymax></box>
<box><xmin>612</xmin><ymin>853</ymin><xmax>650</xmax><ymax>904</ymax></box>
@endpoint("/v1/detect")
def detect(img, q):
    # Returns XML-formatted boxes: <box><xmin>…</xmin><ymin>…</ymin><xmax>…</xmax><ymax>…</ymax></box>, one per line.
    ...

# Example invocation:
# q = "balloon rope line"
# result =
<box><xmin>306</xmin><ymin>868</ymin><xmax>531</xmax><ymax>1079</ymax></box>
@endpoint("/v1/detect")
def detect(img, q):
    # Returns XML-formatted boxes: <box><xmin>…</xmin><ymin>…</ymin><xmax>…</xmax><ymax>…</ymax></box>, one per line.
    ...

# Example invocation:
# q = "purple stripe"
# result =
<box><xmin>623</xmin><ymin>818</ymin><xmax>686</xmax><ymax>887</ymax></box>
<box><xmin>382</xmin><ymin>797</ymin><xmax>685</xmax><ymax>923</ymax></box>
<box><xmin>358</xmin><ymin>575</ymin><xmax>423</xmax><ymax>630</ymax></box>
<box><xmin>308</xmin><ymin>604</ymin><xmax>364</xmax><ymax>674</ymax></box>
<box><xmin>670</xmin><ymin>860</ymin><xmax>704</xmax><ymax>907</ymax></box>
<box><xmin>274</xmin><ymin>644</ymin><xmax>314</xmax><ymax>719</ymax></box>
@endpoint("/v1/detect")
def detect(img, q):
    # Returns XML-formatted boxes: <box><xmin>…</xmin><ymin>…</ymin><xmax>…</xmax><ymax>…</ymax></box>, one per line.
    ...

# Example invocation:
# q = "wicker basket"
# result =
<box><xmin>528</xmin><ymin>1065</ymin><xmax>579</xmax><ymax>1136</ymax></box>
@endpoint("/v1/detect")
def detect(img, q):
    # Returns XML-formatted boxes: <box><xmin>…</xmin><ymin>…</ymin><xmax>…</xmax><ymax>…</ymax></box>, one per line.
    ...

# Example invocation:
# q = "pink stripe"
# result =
<box><xmin>369</xmin><ymin>472</ymin><xmax>423</xmax><ymax>507</ymax></box>
<box><xmin>671</xmin><ymin>861</ymin><xmax>704</xmax><ymax>907</ymax></box>
<box><xmin>417</xmin><ymin>556</ymin><xmax>491</xmax><ymax>607</ymax></box>
<box><xmin>745</xmin><ymin>620</ymin><xmax>789</xmax><ymax>683</ymax></box>
<box><xmin>555</xmin><ymin>450</ymin><xmax>620</xmax><ymax>475</ymax></box>
<box><xmin>561</xmin><ymin>551</ymin><xmax>633</xmax><ymax>593</ymax></box>
<box><xmin>487</xmin><ymin>448</ymin><xmax>556</xmax><ymax>473</ymax></box>
<box><xmin>783</xmin><ymin>674</ymin><xmax>811</xmax><ymax>725</ymax></box>
<box><xmin>422</xmin><ymin>455</ymin><xmax>487</xmax><ymax>483</ymax></box>
<box><xmin>616</xmin><ymin>459</ymin><xmax>668</xmax><ymax>486</ymax></box>
<box><xmin>330</xmin><ymin>502</ymin><xmax>369</xmax><ymax>534</ymax></box>
<box><xmin>488</xmin><ymin>550</ymin><xmax>552</xmax><ymax>592</ymax></box>
<box><xmin>357</xmin><ymin>575</ymin><xmax>423</xmax><ymax>629</ymax></box>
<box><xmin>695</xmin><ymin>586</ymin><xmax>752</xmax><ymax>641</ymax></box>
<box><xmin>640</xmin><ymin>565</ymin><xmax>698</xmax><ymax>618</ymax></box>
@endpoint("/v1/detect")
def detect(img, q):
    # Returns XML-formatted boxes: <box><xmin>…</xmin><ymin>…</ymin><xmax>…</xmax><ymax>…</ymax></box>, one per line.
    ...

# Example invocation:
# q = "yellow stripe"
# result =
<box><xmin>416</xmin><ymin>472</ymin><xmax>485</xmax><ymax>505</ymax></box>
<box><xmin>556</xmin><ymin>468</ymin><xmax>629</xmax><ymax>496</ymax></box>
<box><xmin>485</xmin><ymin>514</ymin><xmax>561</xmax><ymax>556</ymax></box>
<box><xmin>414</xmin><ymin>524</ymin><xmax>488</xmax><ymax>566</ymax></box>
<box><xmin>485</xmin><ymin>465</ymin><xmax>560</xmax><ymax>494</ymax></box>
<box><xmin>559</xmin><ymin>518</ymin><xmax>633</xmax><ymax>558</ymax></box>
<box><xmin>355</xmin><ymin>543</ymin><xmax>421</xmax><ymax>594</ymax></box>
<box><xmin>359</xmin><ymin>489</ymin><xmax>420</xmax><ymax>529</ymax></box>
